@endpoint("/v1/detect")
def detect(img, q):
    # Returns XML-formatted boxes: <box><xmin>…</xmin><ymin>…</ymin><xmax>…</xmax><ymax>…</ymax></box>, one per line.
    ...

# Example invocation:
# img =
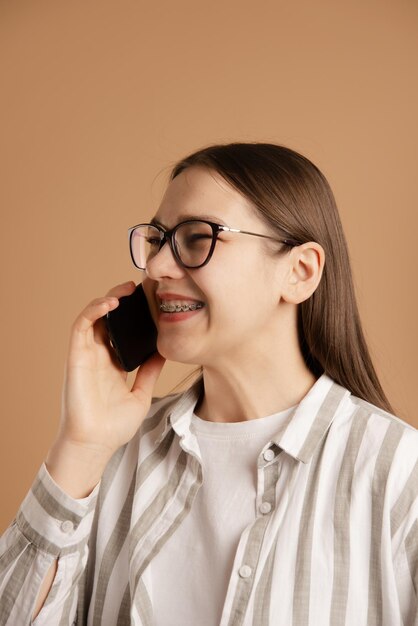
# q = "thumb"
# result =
<box><xmin>131</xmin><ymin>352</ymin><xmax>166</xmax><ymax>401</ymax></box>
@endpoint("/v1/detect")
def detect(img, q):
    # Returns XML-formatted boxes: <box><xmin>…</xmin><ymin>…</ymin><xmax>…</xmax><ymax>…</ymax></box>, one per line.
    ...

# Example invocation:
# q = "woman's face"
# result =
<box><xmin>142</xmin><ymin>166</ymin><xmax>291</xmax><ymax>368</ymax></box>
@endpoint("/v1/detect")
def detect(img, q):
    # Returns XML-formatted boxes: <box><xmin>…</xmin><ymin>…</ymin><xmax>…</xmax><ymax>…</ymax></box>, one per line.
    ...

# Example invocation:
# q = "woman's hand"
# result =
<box><xmin>53</xmin><ymin>280</ymin><xmax>165</xmax><ymax>458</ymax></box>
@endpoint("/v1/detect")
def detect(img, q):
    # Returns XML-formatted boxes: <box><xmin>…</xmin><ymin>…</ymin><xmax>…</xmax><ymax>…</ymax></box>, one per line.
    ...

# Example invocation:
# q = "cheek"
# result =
<box><xmin>207</xmin><ymin>283</ymin><xmax>264</xmax><ymax>328</ymax></box>
<box><xmin>198</xmin><ymin>254</ymin><xmax>276</xmax><ymax>322</ymax></box>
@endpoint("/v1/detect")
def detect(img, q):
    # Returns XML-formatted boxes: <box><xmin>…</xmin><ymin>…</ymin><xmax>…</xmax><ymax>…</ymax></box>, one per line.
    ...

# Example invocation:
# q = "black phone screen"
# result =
<box><xmin>104</xmin><ymin>283</ymin><xmax>158</xmax><ymax>371</ymax></box>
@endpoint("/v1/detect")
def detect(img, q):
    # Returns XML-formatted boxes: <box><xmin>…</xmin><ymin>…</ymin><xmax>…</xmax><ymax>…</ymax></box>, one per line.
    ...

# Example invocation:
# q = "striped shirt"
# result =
<box><xmin>1</xmin><ymin>372</ymin><xmax>418</xmax><ymax>625</ymax></box>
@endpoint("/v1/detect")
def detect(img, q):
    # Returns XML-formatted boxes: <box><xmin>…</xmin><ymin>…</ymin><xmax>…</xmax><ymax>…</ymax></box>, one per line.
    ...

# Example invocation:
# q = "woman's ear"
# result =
<box><xmin>281</xmin><ymin>242</ymin><xmax>325</xmax><ymax>304</ymax></box>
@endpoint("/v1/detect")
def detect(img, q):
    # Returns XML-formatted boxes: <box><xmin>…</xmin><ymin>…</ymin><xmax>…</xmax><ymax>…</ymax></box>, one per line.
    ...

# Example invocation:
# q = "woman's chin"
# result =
<box><xmin>156</xmin><ymin>338</ymin><xmax>199</xmax><ymax>364</ymax></box>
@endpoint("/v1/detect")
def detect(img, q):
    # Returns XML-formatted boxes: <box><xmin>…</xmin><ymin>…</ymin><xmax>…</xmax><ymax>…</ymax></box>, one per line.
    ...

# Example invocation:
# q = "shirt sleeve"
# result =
<box><xmin>393</xmin><ymin>517</ymin><xmax>418</xmax><ymax>626</ymax></box>
<box><xmin>0</xmin><ymin>462</ymin><xmax>100</xmax><ymax>625</ymax></box>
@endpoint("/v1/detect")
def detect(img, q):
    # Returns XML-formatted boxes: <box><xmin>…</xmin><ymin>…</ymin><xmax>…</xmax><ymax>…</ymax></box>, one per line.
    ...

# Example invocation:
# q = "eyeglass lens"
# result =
<box><xmin>130</xmin><ymin>222</ymin><xmax>214</xmax><ymax>269</ymax></box>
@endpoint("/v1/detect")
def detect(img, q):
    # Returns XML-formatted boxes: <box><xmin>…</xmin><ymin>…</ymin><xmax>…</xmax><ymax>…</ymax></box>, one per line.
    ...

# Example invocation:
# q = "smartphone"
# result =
<box><xmin>104</xmin><ymin>283</ymin><xmax>158</xmax><ymax>372</ymax></box>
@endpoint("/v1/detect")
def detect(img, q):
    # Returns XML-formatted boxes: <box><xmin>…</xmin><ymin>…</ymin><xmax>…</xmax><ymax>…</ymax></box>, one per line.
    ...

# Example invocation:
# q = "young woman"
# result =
<box><xmin>1</xmin><ymin>143</ymin><xmax>417</xmax><ymax>626</ymax></box>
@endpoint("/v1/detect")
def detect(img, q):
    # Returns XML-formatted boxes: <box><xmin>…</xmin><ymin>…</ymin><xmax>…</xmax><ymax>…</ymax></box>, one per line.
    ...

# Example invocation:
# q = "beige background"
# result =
<box><xmin>0</xmin><ymin>0</ymin><xmax>417</xmax><ymax>532</ymax></box>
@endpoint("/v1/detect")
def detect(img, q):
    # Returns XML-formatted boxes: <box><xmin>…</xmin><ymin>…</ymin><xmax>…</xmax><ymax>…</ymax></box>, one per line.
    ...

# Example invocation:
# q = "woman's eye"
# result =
<box><xmin>187</xmin><ymin>234</ymin><xmax>212</xmax><ymax>243</ymax></box>
<box><xmin>147</xmin><ymin>238</ymin><xmax>161</xmax><ymax>246</ymax></box>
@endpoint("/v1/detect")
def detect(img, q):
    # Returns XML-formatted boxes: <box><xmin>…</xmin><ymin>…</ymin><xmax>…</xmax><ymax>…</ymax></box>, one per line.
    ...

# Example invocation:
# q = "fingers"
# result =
<box><xmin>73</xmin><ymin>296</ymin><xmax>119</xmax><ymax>334</ymax></box>
<box><xmin>131</xmin><ymin>352</ymin><xmax>166</xmax><ymax>400</ymax></box>
<box><xmin>73</xmin><ymin>281</ymin><xmax>137</xmax><ymax>335</ymax></box>
<box><xmin>106</xmin><ymin>281</ymin><xmax>137</xmax><ymax>299</ymax></box>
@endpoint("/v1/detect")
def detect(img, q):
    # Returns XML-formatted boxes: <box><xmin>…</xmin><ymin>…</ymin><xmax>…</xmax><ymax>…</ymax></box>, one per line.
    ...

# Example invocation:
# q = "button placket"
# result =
<box><xmin>256</xmin><ymin>445</ymin><xmax>280</xmax><ymax>518</ymax></box>
<box><xmin>224</xmin><ymin>450</ymin><xmax>281</xmax><ymax>623</ymax></box>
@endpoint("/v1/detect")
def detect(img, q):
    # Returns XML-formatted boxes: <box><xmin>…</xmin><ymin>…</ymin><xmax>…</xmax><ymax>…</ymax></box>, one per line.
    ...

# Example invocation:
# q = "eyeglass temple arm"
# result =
<box><xmin>220</xmin><ymin>226</ymin><xmax>298</xmax><ymax>246</ymax></box>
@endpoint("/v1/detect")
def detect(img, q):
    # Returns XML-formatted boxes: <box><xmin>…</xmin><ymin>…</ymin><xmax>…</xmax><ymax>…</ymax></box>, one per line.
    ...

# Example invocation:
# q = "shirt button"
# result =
<box><xmin>239</xmin><ymin>565</ymin><xmax>252</xmax><ymax>578</ymax></box>
<box><xmin>260</xmin><ymin>501</ymin><xmax>272</xmax><ymax>514</ymax></box>
<box><xmin>61</xmin><ymin>520</ymin><xmax>74</xmax><ymax>533</ymax></box>
<box><xmin>263</xmin><ymin>448</ymin><xmax>275</xmax><ymax>462</ymax></box>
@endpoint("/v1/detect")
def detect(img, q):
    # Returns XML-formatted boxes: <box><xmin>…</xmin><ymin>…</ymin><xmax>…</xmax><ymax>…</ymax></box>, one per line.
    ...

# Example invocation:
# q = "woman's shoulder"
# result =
<box><xmin>336</xmin><ymin>393</ymin><xmax>418</xmax><ymax>532</ymax></box>
<box><xmin>343</xmin><ymin>392</ymin><xmax>418</xmax><ymax>477</ymax></box>
<box><xmin>346</xmin><ymin>392</ymin><xmax>417</xmax><ymax>434</ymax></box>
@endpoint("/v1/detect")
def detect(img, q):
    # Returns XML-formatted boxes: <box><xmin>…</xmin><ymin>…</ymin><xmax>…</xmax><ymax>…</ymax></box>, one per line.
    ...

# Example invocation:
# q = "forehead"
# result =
<box><xmin>153</xmin><ymin>166</ymin><xmax>255</xmax><ymax>228</ymax></box>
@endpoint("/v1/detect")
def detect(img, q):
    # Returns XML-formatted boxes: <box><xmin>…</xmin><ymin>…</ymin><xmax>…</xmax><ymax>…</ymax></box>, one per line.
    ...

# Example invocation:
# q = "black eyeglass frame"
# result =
<box><xmin>128</xmin><ymin>219</ymin><xmax>300</xmax><ymax>270</ymax></box>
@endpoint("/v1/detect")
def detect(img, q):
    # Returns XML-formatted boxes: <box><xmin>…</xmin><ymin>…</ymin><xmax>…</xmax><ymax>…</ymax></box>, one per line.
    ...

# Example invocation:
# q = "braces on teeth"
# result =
<box><xmin>159</xmin><ymin>302</ymin><xmax>204</xmax><ymax>312</ymax></box>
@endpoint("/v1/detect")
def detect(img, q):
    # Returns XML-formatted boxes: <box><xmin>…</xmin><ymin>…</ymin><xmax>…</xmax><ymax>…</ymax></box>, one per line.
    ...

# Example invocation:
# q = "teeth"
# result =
<box><xmin>159</xmin><ymin>300</ymin><xmax>204</xmax><ymax>313</ymax></box>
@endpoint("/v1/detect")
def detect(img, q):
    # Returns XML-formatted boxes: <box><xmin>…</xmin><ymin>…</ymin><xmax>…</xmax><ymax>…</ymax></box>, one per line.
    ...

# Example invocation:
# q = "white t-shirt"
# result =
<box><xmin>150</xmin><ymin>405</ymin><xmax>295</xmax><ymax>626</ymax></box>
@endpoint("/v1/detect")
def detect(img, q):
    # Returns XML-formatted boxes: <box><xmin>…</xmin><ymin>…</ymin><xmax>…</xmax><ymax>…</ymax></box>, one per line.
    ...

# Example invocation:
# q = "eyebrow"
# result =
<box><xmin>150</xmin><ymin>213</ymin><xmax>227</xmax><ymax>228</ymax></box>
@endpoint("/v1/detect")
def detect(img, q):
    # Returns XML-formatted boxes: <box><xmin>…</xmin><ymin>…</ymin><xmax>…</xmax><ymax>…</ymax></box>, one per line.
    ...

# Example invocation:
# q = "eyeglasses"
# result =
<box><xmin>128</xmin><ymin>219</ymin><xmax>299</xmax><ymax>270</ymax></box>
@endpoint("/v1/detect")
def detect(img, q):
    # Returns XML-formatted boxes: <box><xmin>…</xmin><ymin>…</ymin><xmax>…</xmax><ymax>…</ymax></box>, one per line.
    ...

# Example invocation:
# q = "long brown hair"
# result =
<box><xmin>168</xmin><ymin>142</ymin><xmax>394</xmax><ymax>414</ymax></box>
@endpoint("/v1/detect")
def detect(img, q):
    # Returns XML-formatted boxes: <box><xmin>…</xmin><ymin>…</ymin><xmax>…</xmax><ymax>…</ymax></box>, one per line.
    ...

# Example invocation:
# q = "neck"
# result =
<box><xmin>194</xmin><ymin>349</ymin><xmax>317</xmax><ymax>424</ymax></box>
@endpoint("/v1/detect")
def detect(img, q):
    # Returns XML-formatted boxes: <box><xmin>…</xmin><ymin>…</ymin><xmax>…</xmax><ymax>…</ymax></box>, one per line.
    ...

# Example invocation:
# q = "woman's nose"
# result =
<box><xmin>145</xmin><ymin>240</ymin><xmax>186</xmax><ymax>280</ymax></box>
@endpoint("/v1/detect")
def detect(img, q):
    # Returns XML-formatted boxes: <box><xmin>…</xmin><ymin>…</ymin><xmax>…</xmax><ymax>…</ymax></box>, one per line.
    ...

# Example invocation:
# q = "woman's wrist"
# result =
<box><xmin>45</xmin><ymin>437</ymin><xmax>114</xmax><ymax>499</ymax></box>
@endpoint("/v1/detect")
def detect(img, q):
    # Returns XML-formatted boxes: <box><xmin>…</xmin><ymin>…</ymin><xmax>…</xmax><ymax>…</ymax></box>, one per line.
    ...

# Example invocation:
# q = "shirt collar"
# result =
<box><xmin>155</xmin><ymin>372</ymin><xmax>350</xmax><ymax>464</ymax></box>
<box><xmin>270</xmin><ymin>373</ymin><xmax>350</xmax><ymax>462</ymax></box>
<box><xmin>155</xmin><ymin>377</ymin><xmax>204</xmax><ymax>446</ymax></box>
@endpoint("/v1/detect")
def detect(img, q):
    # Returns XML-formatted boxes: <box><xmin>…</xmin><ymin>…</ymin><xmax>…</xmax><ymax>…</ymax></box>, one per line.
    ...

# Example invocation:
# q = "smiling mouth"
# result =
<box><xmin>159</xmin><ymin>302</ymin><xmax>205</xmax><ymax>312</ymax></box>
